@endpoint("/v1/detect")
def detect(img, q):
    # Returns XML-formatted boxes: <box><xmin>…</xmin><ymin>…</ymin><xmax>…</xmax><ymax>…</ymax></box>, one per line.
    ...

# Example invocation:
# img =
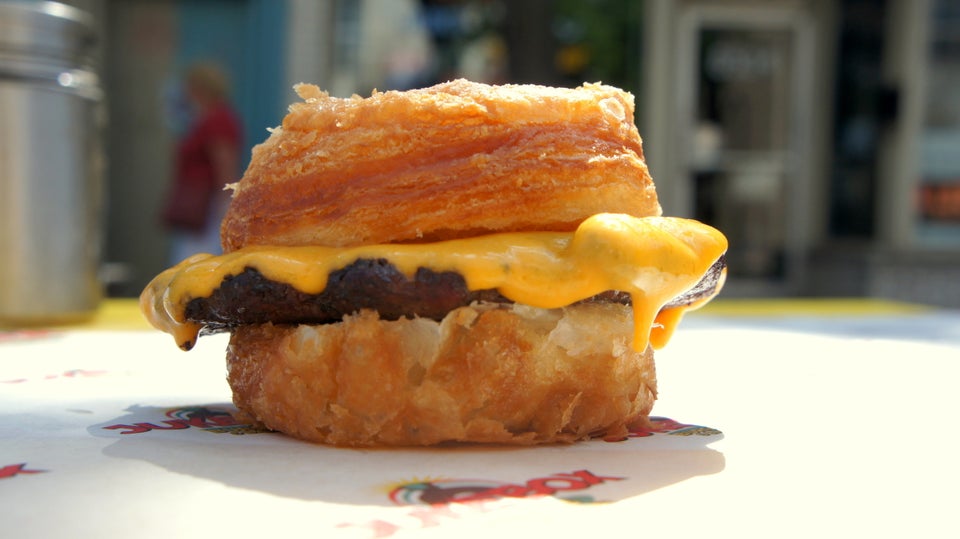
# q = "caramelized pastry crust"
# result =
<box><xmin>220</xmin><ymin>79</ymin><xmax>660</xmax><ymax>251</ymax></box>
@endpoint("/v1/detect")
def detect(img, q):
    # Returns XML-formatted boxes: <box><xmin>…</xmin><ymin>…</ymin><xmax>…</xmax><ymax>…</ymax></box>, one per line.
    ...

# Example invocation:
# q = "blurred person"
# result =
<box><xmin>160</xmin><ymin>62</ymin><xmax>243</xmax><ymax>264</ymax></box>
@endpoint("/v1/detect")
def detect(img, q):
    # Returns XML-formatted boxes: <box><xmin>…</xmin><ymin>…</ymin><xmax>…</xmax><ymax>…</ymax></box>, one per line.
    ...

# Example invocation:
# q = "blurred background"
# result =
<box><xmin>2</xmin><ymin>0</ymin><xmax>959</xmax><ymax>317</ymax></box>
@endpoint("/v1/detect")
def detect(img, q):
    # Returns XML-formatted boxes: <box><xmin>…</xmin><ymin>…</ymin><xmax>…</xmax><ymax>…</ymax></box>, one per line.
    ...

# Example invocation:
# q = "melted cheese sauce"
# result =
<box><xmin>140</xmin><ymin>214</ymin><xmax>727</xmax><ymax>351</ymax></box>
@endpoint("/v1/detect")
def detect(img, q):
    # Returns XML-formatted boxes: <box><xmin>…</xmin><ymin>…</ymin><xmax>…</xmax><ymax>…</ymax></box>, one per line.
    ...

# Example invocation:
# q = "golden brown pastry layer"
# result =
<box><xmin>221</xmin><ymin>79</ymin><xmax>660</xmax><ymax>251</ymax></box>
<box><xmin>227</xmin><ymin>302</ymin><xmax>657</xmax><ymax>446</ymax></box>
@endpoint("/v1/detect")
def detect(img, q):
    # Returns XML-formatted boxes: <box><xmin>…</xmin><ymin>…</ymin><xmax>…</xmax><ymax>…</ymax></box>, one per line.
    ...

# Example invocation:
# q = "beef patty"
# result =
<box><xmin>185</xmin><ymin>256</ymin><xmax>726</xmax><ymax>334</ymax></box>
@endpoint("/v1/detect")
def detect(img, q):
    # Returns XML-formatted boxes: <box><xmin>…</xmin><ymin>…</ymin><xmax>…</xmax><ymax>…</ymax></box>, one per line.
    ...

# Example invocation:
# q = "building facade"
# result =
<box><xmin>641</xmin><ymin>0</ymin><xmax>960</xmax><ymax>306</ymax></box>
<box><xmin>55</xmin><ymin>0</ymin><xmax>960</xmax><ymax>306</ymax></box>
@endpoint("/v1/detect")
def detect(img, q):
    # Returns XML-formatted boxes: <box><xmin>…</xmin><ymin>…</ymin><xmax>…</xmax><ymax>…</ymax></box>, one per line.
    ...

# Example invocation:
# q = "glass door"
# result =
<box><xmin>674</xmin><ymin>6</ymin><xmax>816</xmax><ymax>291</ymax></box>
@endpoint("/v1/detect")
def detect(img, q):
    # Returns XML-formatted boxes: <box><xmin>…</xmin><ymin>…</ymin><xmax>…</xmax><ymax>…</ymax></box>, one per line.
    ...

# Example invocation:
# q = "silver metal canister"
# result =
<box><xmin>0</xmin><ymin>2</ymin><xmax>103</xmax><ymax>325</ymax></box>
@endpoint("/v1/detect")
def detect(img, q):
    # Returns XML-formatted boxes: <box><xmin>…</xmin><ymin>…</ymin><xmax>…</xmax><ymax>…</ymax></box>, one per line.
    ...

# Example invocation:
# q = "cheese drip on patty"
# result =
<box><xmin>141</xmin><ymin>214</ymin><xmax>727</xmax><ymax>352</ymax></box>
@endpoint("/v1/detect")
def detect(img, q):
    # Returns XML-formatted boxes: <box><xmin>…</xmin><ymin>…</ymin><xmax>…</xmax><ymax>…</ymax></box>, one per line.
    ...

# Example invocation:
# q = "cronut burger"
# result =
<box><xmin>141</xmin><ymin>79</ymin><xmax>728</xmax><ymax>447</ymax></box>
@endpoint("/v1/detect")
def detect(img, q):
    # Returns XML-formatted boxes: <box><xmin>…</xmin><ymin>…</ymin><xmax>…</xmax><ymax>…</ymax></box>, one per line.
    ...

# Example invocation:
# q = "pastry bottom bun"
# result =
<box><xmin>227</xmin><ymin>302</ymin><xmax>657</xmax><ymax>446</ymax></box>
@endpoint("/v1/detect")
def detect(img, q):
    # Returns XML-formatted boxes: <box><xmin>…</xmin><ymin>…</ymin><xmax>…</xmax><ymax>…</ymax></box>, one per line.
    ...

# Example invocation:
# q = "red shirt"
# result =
<box><xmin>163</xmin><ymin>103</ymin><xmax>242</xmax><ymax>231</ymax></box>
<box><xmin>176</xmin><ymin>103</ymin><xmax>242</xmax><ymax>190</ymax></box>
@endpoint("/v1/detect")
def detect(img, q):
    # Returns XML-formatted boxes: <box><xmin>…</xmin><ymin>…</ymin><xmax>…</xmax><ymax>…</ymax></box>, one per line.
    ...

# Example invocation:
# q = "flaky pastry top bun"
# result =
<box><xmin>221</xmin><ymin>79</ymin><xmax>661</xmax><ymax>252</ymax></box>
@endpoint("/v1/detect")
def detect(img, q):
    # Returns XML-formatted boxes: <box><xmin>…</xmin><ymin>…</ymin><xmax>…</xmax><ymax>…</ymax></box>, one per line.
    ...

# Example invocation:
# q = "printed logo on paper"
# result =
<box><xmin>388</xmin><ymin>469</ymin><xmax>621</xmax><ymax>506</ymax></box>
<box><xmin>0</xmin><ymin>463</ymin><xmax>46</xmax><ymax>480</ymax></box>
<box><xmin>614</xmin><ymin>416</ymin><xmax>722</xmax><ymax>440</ymax></box>
<box><xmin>0</xmin><ymin>329</ymin><xmax>56</xmax><ymax>344</ymax></box>
<box><xmin>340</xmin><ymin>416</ymin><xmax>722</xmax><ymax>536</ymax></box>
<box><xmin>2</xmin><ymin>369</ymin><xmax>108</xmax><ymax>385</ymax></box>
<box><xmin>340</xmin><ymin>470</ymin><xmax>622</xmax><ymax>537</ymax></box>
<box><xmin>101</xmin><ymin>406</ymin><xmax>265</xmax><ymax>435</ymax></box>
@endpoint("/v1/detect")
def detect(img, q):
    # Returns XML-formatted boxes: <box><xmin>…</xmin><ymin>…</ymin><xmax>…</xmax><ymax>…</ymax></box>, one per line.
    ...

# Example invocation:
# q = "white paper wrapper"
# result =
<box><xmin>2</xmin><ymin>316</ymin><xmax>959</xmax><ymax>538</ymax></box>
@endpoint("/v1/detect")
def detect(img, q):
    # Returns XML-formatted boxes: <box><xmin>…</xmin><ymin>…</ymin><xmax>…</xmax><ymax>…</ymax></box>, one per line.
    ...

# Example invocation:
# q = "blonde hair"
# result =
<box><xmin>185</xmin><ymin>62</ymin><xmax>230</xmax><ymax>102</ymax></box>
